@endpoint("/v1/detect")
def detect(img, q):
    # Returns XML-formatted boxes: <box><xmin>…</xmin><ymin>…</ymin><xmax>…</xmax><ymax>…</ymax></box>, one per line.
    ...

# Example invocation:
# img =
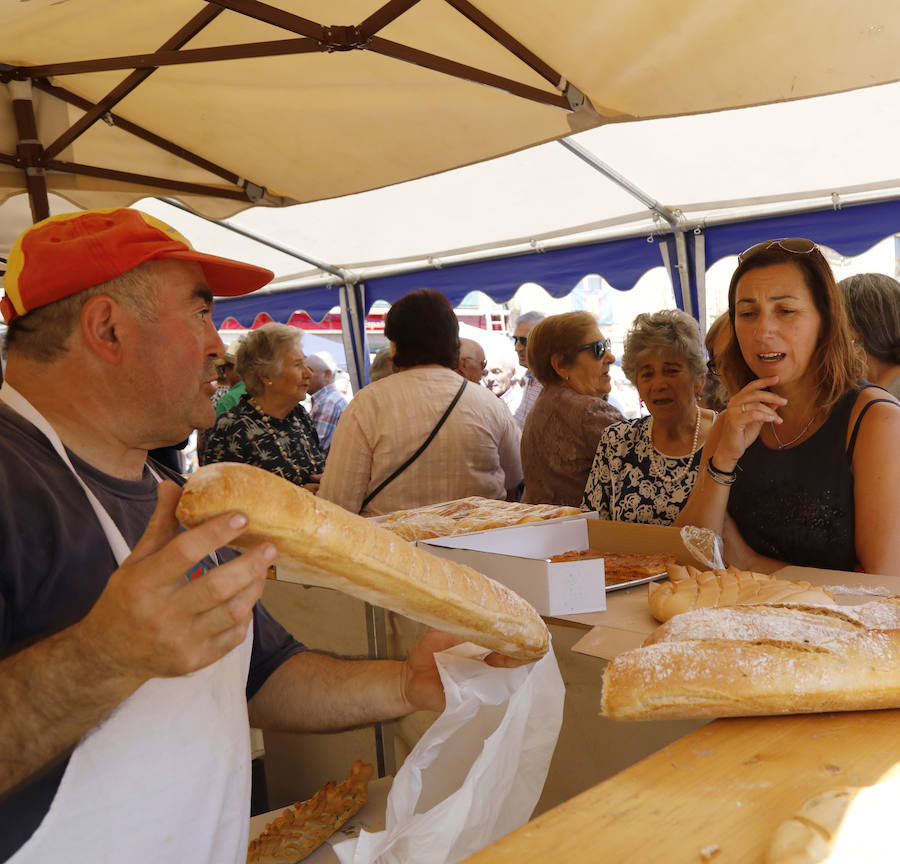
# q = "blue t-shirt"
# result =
<box><xmin>0</xmin><ymin>404</ymin><xmax>305</xmax><ymax>858</ymax></box>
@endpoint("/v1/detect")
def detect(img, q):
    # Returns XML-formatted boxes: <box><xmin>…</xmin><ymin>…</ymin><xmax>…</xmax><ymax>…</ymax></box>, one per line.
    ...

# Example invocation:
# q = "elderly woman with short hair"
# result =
<box><xmin>583</xmin><ymin>309</ymin><xmax>716</xmax><ymax>524</ymax></box>
<box><xmin>520</xmin><ymin>311</ymin><xmax>623</xmax><ymax>506</ymax></box>
<box><xmin>203</xmin><ymin>322</ymin><xmax>325</xmax><ymax>492</ymax></box>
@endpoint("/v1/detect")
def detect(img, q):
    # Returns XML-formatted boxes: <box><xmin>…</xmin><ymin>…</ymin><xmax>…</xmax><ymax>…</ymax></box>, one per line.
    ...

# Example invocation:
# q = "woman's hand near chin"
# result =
<box><xmin>715</xmin><ymin>377</ymin><xmax>786</xmax><ymax>469</ymax></box>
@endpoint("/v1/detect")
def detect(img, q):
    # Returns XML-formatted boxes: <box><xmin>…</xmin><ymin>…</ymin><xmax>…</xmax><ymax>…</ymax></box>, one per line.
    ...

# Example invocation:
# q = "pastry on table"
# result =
<box><xmin>648</xmin><ymin>564</ymin><xmax>835</xmax><ymax>622</ymax></box>
<box><xmin>247</xmin><ymin>761</ymin><xmax>373</xmax><ymax>864</ymax></box>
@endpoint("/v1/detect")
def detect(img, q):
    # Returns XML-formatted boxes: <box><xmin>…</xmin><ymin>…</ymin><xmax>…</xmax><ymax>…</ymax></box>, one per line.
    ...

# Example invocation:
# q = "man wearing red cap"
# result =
<box><xmin>0</xmin><ymin>209</ymin><xmax>469</xmax><ymax>862</ymax></box>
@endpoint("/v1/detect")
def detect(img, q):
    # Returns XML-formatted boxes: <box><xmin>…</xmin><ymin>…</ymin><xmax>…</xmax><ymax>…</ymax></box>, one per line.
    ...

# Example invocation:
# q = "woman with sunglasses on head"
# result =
<box><xmin>520</xmin><ymin>311</ymin><xmax>623</xmax><ymax>506</ymax></box>
<box><xmin>676</xmin><ymin>239</ymin><xmax>900</xmax><ymax>576</ymax></box>
<box><xmin>583</xmin><ymin>309</ymin><xmax>717</xmax><ymax>524</ymax></box>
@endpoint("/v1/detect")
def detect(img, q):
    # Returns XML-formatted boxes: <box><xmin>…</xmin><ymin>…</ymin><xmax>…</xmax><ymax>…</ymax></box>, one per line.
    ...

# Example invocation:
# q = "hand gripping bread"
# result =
<box><xmin>176</xmin><ymin>463</ymin><xmax>549</xmax><ymax>660</ymax></box>
<box><xmin>602</xmin><ymin>600</ymin><xmax>900</xmax><ymax>720</ymax></box>
<box><xmin>648</xmin><ymin>565</ymin><xmax>835</xmax><ymax>622</ymax></box>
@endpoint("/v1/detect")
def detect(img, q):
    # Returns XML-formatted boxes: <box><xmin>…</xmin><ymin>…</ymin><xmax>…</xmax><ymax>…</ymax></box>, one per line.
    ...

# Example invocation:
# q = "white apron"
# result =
<box><xmin>2</xmin><ymin>383</ymin><xmax>253</xmax><ymax>864</ymax></box>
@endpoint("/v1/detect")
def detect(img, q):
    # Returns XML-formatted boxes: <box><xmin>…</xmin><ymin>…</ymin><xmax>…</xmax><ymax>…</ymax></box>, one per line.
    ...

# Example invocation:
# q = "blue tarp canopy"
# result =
<box><xmin>212</xmin><ymin>195</ymin><xmax>900</xmax><ymax>328</ymax></box>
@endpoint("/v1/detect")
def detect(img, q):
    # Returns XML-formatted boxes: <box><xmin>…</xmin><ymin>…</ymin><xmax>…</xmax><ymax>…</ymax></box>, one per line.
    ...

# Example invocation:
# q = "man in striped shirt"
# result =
<box><xmin>511</xmin><ymin>311</ymin><xmax>546</xmax><ymax>429</ymax></box>
<box><xmin>306</xmin><ymin>352</ymin><xmax>348</xmax><ymax>454</ymax></box>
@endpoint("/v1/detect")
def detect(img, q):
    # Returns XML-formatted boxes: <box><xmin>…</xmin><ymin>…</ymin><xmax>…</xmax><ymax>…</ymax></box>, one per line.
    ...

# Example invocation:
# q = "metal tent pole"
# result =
<box><xmin>556</xmin><ymin>138</ymin><xmax>698</xmax><ymax>321</ymax></box>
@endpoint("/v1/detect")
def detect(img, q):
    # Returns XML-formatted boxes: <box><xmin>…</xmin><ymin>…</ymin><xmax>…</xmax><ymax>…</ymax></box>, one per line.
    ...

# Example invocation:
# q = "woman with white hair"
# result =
<box><xmin>204</xmin><ymin>323</ymin><xmax>325</xmax><ymax>492</ymax></box>
<box><xmin>583</xmin><ymin>309</ymin><xmax>716</xmax><ymax>524</ymax></box>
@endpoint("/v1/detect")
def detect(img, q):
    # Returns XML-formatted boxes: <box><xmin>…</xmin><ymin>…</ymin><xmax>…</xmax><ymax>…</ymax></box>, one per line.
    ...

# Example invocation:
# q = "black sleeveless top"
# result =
<box><xmin>727</xmin><ymin>384</ymin><xmax>894</xmax><ymax>571</ymax></box>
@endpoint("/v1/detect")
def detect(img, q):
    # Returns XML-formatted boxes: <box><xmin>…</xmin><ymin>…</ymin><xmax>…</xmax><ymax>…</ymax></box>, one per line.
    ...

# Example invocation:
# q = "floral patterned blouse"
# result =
<box><xmin>582</xmin><ymin>415</ymin><xmax>702</xmax><ymax>525</ymax></box>
<box><xmin>203</xmin><ymin>394</ymin><xmax>325</xmax><ymax>486</ymax></box>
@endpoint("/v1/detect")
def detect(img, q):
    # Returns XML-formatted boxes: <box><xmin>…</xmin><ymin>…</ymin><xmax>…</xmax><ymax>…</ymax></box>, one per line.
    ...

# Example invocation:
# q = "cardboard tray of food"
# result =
<box><xmin>367</xmin><ymin>496</ymin><xmax>588</xmax><ymax>542</ymax></box>
<box><xmin>417</xmin><ymin>517</ymin><xmax>709</xmax><ymax>618</ymax></box>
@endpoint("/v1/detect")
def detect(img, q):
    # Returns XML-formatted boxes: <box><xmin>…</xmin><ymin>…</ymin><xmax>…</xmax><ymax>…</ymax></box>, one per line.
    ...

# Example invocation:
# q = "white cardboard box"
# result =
<box><xmin>418</xmin><ymin>516</ymin><xmax>716</xmax><ymax>617</ymax></box>
<box><xmin>418</xmin><ymin>515</ymin><xmax>607</xmax><ymax>616</ymax></box>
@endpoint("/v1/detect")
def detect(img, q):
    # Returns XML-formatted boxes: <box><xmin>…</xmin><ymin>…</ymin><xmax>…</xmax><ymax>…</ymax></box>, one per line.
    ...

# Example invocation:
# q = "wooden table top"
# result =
<box><xmin>462</xmin><ymin>708</ymin><xmax>900</xmax><ymax>863</ymax></box>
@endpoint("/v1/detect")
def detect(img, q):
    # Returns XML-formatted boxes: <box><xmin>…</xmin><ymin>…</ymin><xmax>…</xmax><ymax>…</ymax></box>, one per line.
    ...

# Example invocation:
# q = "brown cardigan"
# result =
<box><xmin>520</xmin><ymin>383</ymin><xmax>623</xmax><ymax>507</ymax></box>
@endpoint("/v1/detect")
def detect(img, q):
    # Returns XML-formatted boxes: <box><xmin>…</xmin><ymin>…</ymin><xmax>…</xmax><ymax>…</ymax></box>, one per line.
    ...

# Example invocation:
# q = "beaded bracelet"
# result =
<box><xmin>706</xmin><ymin>458</ymin><xmax>738</xmax><ymax>486</ymax></box>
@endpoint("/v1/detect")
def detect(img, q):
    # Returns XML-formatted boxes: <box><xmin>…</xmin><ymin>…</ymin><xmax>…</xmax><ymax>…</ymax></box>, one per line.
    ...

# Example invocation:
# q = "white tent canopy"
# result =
<box><xmin>4</xmin><ymin>2</ymin><xmax>900</xmax><ymax>386</ymax></box>
<box><xmin>3</xmin><ymin>0</ymin><xmax>900</xmax><ymax>220</ymax></box>
<box><xmin>116</xmin><ymin>80</ymin><xmax>900</xmax><ymax>293</ymax></box>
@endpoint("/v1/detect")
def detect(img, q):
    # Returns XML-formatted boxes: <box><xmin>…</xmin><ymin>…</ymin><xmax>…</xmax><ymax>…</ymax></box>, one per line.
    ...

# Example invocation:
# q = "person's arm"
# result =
<box><xmin>318</xmin><ymin>407</ymin><xmax>373</xmax><ymax>514</ymax></box>
<box><xmin>675</xmin><ymin>376</ymin><xmax>786</xmax><ymax>535</ymax></box>
<box><xmin>582</xmin><ymin>399</ymin><xmax>623</xmax><ymax>453</ymax></box>
<box><xmin>850</xmin><ymin>395</ymin><xmax>900</xmax><ymax>577</ymax></box>
<box><xmin>496</xmin><ymin>410</ymin><xmax>523</xmax><ymax>495</ymax></box>
<box><xmin>720</xmin><ymin>512</ymin><xmax>788</xmax><ymax>572</ymax></box>
<box><xmin>0</xmin><ymin>482</ymin><xmax>275</xmax><ymax>798</ymax></box>
<box><xmin>247</xmin><ymin>629</ymin><xmax>525</xmax><ymax>732</ymax></box>
<box><xmin>582</xmin><ymin>434</ymin><xmax>612</xmax><ymax>518</ymax></box>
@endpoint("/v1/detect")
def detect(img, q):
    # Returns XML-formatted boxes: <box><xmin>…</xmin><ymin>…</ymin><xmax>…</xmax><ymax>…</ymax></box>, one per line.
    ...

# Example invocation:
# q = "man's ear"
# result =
<box><xmin>80</xmin><ymin>294</ymin><xmax>127</xmax><ymax>365</ymax></box>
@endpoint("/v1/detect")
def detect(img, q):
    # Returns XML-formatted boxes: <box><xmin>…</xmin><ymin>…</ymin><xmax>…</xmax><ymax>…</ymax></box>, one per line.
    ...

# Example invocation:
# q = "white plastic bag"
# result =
<box><xmin>334</xmin><ymin>641</ymin><xmax>564</xmax><ymax>864</ymax></box>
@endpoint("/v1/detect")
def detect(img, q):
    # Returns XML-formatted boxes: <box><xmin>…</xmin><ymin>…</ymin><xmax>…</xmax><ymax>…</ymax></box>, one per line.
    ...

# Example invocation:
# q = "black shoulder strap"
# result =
<box><xmin>847</xmin><ymin>396</ymin><xmax>898</xmax><ymax>460</ymax></box>
<box><xmin>361</xmin><ymin>378</ymin><xmax>468</xmax><ymax>511</ymax></box>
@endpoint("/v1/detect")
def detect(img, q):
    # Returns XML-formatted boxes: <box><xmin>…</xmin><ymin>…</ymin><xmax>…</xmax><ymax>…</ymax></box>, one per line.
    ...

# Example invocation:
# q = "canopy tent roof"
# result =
<box><xmin>88</xmin><ymin>79</ymin><xmax>900</xmax><ymax>325</ymax></box>
<box><xmin>3</xmin><ymin>2</ymin><xmax>900</xmax><ymax>386</ymax></box>
<box><xmin>2</xmin><ymin>0</ymin><xmax>900</xmax><ymax>222</ymax></box>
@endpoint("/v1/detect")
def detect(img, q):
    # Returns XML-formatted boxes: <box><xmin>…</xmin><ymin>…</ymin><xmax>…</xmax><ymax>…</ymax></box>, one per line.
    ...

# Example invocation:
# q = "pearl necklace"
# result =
<box><xmin>770</xmin><ymin>412</ymin><xmax>817</xmax><ymax>449</ymax></box>
<box><xmin>648</xmin><ymin>406</ymin><xmax>702</xmax><ymax>486</ymax></box>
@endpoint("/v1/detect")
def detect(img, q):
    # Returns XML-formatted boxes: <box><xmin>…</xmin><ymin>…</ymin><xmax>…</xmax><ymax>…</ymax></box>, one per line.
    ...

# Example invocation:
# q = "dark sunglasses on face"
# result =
<box><xmin>511</xmin><ymin>335</ymin><xmax>528</xmax><ymax>347</ymax></box>
<box><xmin>737</xmin><ymin>237</ymin><xmax>820</xmax><ymax>264</ymax></box>
<box><xmin>577</xmin><ymin>337</ymin><xmax>612</xmax><ymax>359</ymax></box>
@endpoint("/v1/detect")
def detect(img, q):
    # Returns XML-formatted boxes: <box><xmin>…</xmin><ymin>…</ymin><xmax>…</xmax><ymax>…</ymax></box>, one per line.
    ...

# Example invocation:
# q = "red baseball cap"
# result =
<box><xmin>1</xmin><ymin>207</ymin><xmax>274</xmax><ymax>324</ymax></box>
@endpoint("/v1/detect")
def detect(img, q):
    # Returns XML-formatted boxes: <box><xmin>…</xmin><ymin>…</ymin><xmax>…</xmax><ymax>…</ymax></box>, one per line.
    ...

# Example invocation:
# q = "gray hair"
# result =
<box><xmin>839</xmin><ymin>273</ymin><xmax>900</xmax><ymax>364</ymax></box>
<box><xmin>514</xmin><ymin>310</ymin><xmax>546</xmax><ymax>330</ymax></box>
<box><xmin>237</xmin><ymin>323</ymin><xmax>303</xmax><ymax>397</ymax></box>
<box><xmin>310</xmin><ymin>350</ymin><xmax>338</xmax><ymax>374</ymax></box>
<box><xmin>621</xmin><ymin>309</ymin><xmax>706</xmax><ymax>386</ymax></box>
<box><xmin>484</xmin><ymin>341</ymin><xmax>517</xmax><ymax>371</ymax></box>
<box><xmin>6</xmin><ymin>261</ymin><xmax>160</xmax><ymax>364</ymax></box>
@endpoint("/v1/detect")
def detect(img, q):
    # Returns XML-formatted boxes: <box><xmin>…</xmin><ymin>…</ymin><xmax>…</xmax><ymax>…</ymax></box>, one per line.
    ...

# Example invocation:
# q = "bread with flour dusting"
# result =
<box><xmin>176</xmin><ymin>463</ymin><xmax>549</xmax><ymax>660</ymax></box>
<box><xmin>602</xmin><ymin>600</ymin><xmax>900</xmax><ymax>720</ymax></box>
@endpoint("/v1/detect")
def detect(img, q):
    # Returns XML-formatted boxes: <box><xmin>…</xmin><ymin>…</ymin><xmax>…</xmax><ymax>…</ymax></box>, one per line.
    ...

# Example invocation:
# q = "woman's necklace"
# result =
<box><xmin>648</xmin><ymin>406</ymin><xmax>701</xmax><ymax>486</ymax></box>
<box><xmin>770</xmin><ymin>412</ymin><xmax>817</xmax><ymax>449</ymax></box>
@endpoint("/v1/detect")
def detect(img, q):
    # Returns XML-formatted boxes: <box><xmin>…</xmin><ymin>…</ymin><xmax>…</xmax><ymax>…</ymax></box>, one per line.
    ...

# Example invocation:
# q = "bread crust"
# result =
<box><xmin>602</xmin><ymin>600</ymin><xmax>900</xmax><ymax>720</ymax></box>
<box><xmin>176</xmin><ymin>463</ymin><xmax>549</xmax><ymax>660</ymax></box>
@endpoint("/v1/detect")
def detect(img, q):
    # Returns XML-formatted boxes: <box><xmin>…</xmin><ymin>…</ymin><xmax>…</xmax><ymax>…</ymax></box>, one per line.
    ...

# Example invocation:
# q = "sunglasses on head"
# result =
<box><xmin>577</xmin><ymin>337</ymin><xmax>612</xmax><ymax>359</ymax></box>
<box><xmin>738</xmin><ymin>237</ymin><xmax>820</xmax><ymax>264</ymax></box>
<box><xmin>511</xmin><ymin>335</ymin><xmax>528</xmax><ymax>347</ymax></box>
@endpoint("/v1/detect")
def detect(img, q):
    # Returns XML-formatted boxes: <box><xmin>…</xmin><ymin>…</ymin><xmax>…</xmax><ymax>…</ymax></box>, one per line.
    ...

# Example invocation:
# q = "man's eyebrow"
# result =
<box><xmin>193</xmin><ymin>284</ymin><xmax>214</xmax><ymax>306</ymax></box>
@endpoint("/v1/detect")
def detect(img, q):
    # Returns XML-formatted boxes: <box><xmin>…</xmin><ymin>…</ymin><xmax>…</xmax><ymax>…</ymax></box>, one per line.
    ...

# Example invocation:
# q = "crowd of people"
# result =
<box><xmin>193</xmin><ymin>242</ymin><xmax>899</xmax><ymax>572</ymax></box>
<box><xmin>2</xmin><ymin>207</ymin><xmax>899</xmax><ymax>860</ymax></box>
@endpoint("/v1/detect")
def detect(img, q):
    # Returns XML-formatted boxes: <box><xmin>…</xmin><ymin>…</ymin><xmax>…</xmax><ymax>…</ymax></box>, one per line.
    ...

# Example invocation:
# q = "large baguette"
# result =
<box><xmin>176</xmin><ymin>463</ymin><xmax>549</xmax><ymax>660</ymax></box>
<box><xmin>602</xmin><ymin>600</ymin><xmax>900</xmax><ymax>720</ymax></box>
